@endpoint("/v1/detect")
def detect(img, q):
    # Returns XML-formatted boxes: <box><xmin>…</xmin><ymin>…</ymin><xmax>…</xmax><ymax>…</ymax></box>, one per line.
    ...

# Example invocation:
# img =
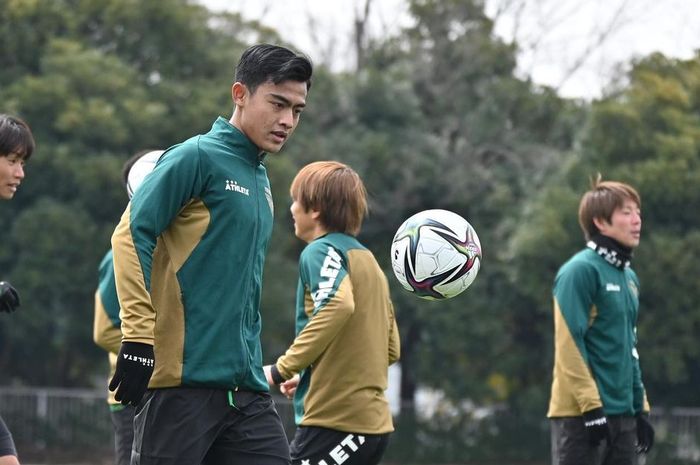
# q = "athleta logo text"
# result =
<box><xmin>312</xmin><ymin>247</ymin><xmax>342</xmax><ymax>308</ymax></box>
<box><xmin>123</xmin><ymin>353</ymin><xmax>154</xmax><ymax>368</ymax></box>
<box><xmin>584</xmin><ymin>417</ymin><xmax>607</xmax><ymax>427</ymax></box>
<box><xmin>225</xmin><ymin>179</ymin><xmax>250</xmax><ymax>196</ymax></box>
<box><xmin>301</xmin><ymin>434</ymin><xmax>366</xmax><ymax>465</ymax></box>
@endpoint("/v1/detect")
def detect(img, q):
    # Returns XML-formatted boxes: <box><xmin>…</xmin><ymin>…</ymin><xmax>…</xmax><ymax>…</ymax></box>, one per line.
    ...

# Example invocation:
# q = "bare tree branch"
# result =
<box><xmin>556</xmin><ymin>0</ymin><xmax>634</xmax><ymax>88</ymax></box>
<box><xmin>304</xmin><ymin>10</ymin><xmax>338</xmax><ymax>67</ymax></box>
<box><xmin>354</xmin><ymin>0</ymin><xmax>373</xmax><ymax>70</ymax></box>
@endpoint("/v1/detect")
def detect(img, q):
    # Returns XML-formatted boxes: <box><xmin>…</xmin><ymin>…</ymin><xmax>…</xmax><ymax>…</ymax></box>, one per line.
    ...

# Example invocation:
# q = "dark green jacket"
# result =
<box><xmin>548</xmin><ymin>244</ymin><xmax>649</xmax><ymax>417</ymax></box>
<box><xmin>112</xmin><ymin>117</ymin><xmax>273</xmax><ymax>391</ymax></box>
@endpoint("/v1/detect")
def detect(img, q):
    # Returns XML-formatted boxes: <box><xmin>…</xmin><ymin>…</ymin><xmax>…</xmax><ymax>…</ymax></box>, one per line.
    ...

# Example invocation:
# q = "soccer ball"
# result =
<box><xmin>126</xmin><ymin>150</ymin><xmax>164</xmax><ymax>199</ymax></box>
<box><xmin>390</xmin><ymin>209</ymin><xmax>482</xmax><ymax>300</ymax></box>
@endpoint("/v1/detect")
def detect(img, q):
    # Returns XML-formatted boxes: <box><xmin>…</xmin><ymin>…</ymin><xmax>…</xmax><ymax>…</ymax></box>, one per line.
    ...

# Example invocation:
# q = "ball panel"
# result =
<box><xmin>434</xmin><ymin>257</ymin><xmax>481</xmax><ymax>298</ymax></box>
<box><xmin>390</xmin><ymin>236</ymin><xmax>413</xmax><ymax>292</ymax></box>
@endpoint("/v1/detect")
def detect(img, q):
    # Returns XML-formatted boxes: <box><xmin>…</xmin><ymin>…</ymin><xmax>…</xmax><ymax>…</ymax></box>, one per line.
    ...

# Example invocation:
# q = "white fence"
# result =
<box><xmin>655</xmin><ymin>407</ymin><xmax>700</xmax><ymax>461</ymax></box>
<box><xmin>0</xmin><ymin>387</ymin><xmax>113</xmax><ymax>463</ymax></box>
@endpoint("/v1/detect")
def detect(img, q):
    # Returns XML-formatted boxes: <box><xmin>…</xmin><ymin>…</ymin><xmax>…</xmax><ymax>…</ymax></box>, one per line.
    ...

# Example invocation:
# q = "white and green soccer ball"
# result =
<box><xmin>390</xmin><ymin>209</ymin><xmax>482</xmax><ymax>300</ymax></box>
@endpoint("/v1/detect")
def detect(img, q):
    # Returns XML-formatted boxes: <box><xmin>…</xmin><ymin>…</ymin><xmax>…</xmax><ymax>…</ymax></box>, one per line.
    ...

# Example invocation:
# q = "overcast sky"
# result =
<box><xmin>200</xmin><ymin>0</ymin><xmax>700</xmax><ymax>100</ymax></box>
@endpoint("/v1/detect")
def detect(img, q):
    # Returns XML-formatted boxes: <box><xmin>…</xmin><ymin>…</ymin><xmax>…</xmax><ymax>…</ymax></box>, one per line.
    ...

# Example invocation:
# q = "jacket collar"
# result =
<box><xmin>211</xmin><ymin>117</ymin><xmax>267</xmax><ymax>165</ymax></box>
<box><xmin>587</xmin><ymin>234</ymin><xmax>632</xmax><ymax>269</ymax></box>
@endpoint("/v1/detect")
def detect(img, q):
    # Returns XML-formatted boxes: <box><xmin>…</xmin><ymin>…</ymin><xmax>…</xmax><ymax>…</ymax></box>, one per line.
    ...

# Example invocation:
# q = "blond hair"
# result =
<box><xmin>290</xmin><ymin>161</ymin><xmax>368</xmax><ymax>236</ymax></box>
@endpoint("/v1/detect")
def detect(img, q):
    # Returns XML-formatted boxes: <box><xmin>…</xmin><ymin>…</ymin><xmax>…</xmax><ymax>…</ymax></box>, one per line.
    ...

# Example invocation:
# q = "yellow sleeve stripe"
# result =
<box><xmin>111</xmin><ymin>203</ymin><xmax>156</xmax><ymax>344</ymax></box>
<box><xmin>552</xmin><ymin>297</ymin><xmax>602</xmax><ymax>413</ymax></box>
<box><xmin>277</xmin><ymin>276</ymin><xmax>355</xmax><ymax>379</ymax></box>
<box><xmin>93</xmin><ymin>291</ymin><xmax>122</xmax><ymax>353</ymax></box>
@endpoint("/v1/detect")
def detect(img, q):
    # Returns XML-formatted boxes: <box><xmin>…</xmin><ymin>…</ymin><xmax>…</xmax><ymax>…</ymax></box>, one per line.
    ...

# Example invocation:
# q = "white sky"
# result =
<box><xmin>201</xmin><ymin>0</ymin><xmax>700</xmax><ymax>100</ymax></box>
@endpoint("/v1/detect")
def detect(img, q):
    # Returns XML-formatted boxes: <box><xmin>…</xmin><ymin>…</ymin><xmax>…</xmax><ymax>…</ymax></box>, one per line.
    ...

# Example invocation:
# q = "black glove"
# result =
<box><xmin>583</xmin><ymin>407</ymin><xmax>611</xmax><ymax>446</ymax></box>
<box><xmin>0</xmin><ymin>281</ymin><xmax>20</xmax><ymax>313</ymax></box>
<box><xmin>109</xmin><ymin>342</ymin><xmax>155</xmax><ymax>406</ymax></box>
<box><xmin>636</xmin><ymin>412</ymin><xmax>655</xmax><ymax>454</ymax></box>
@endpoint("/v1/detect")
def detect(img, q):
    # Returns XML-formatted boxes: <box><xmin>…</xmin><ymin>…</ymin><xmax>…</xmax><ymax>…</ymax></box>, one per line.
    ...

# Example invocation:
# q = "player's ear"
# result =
<box><xmin>232</xmin><ymin>82</ymin><xmax>248</xmax><ymax>107</ymax></box>
<box><xmin>592</xmin><ymin>216</ymin><xmax>609</xmax><ymax>230</ymax></box>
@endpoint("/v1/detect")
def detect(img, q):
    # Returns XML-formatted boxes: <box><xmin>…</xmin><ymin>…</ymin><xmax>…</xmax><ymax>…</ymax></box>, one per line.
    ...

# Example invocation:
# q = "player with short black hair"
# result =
<box><xmin>0</xmin><ymin>114</ymin><xmax>34</xmax><ymax>202</ymax></box>
<box><xmin>0</xmin><ymin>113</ymin><xmax>35</xmax><ymax>465</ymax></box>
<box><xmin>109</xmin><ymin>43</ymin><xmax>313</xmax><ymax>465</ymax></box>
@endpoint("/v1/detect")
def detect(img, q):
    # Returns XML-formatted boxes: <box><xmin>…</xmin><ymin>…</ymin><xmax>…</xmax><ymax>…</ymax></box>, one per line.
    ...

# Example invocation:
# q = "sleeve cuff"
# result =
<box><xmin>270</xmin><ymin>364</ymin><xmax>285</xmax><ymax>385</ymax></box>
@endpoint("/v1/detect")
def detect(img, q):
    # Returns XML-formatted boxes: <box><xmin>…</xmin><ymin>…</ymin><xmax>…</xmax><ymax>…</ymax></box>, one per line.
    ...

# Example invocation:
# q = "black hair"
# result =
<box><xmin>0</xmin><ymin>114</ymin><xmax>35</xmax><ymax>160</ymax></box>
<box><xmin>235</xmin><ymin>44</ymin><xmax>313</xmax><ymax>94</ymax></box>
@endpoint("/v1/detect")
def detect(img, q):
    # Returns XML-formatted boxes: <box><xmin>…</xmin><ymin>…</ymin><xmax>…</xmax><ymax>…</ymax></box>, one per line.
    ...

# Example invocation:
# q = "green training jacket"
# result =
<box><xmin>92</xmin><ymin>249</ymin><xmax>122</xmax><ymax>405</ymax></box>
<box><xmin>111</xmin><ymin>117</ymin><xmax>273</xmax><ymax>391</ymax></box>
<box><xmin>548</xmin><ymin>244</ymin><xmax>650</xmax><ymax>417</ymax></box>
<box><xmin>275</xmin><ymin>233</ymin><xmax>401</xmax><ymax>434</ymax></box>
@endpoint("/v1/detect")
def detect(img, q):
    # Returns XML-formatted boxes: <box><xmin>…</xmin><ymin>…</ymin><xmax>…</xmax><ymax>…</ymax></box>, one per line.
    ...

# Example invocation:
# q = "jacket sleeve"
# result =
<box><xmin>276</xmin><ymin>244</ymin><xmax>354</xmax><ymax>379</ymax></box>
<box><xmin>111</xmin><ymin>143</ymin><xmax>203</xmax><ymax>344</ymax></box>
<box><xmin>626</xmin><ymin>272</ymin><xmax>650</xmax><ymax>413</ymax></box>
<box><xmin>93</xmin><ymin>250</ymin><xmax>122</xmax><ymax>353</ymax></box>
<box><xmin>552</xmin><ymin>262</ymin><xmax>603</xmax><ymax>413</ymax></box>
<box><xmin>632</xmin><ymin>348</ymin><xmax>650</xmax><ymax>413</ymax></box>
<box><xmin>631</xmin><ymin>273</ymin><xmax>650</xmax><ymax>413</ymax></box>
<box><xmin>388</xmin><ymin>299</ymin><xmax>400</xmax><ymax>365</ymax></box>
<box><xmin>93</xmin><ymin>291</ymin><xmax>122</xmax><ymax>353</ymax></box>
